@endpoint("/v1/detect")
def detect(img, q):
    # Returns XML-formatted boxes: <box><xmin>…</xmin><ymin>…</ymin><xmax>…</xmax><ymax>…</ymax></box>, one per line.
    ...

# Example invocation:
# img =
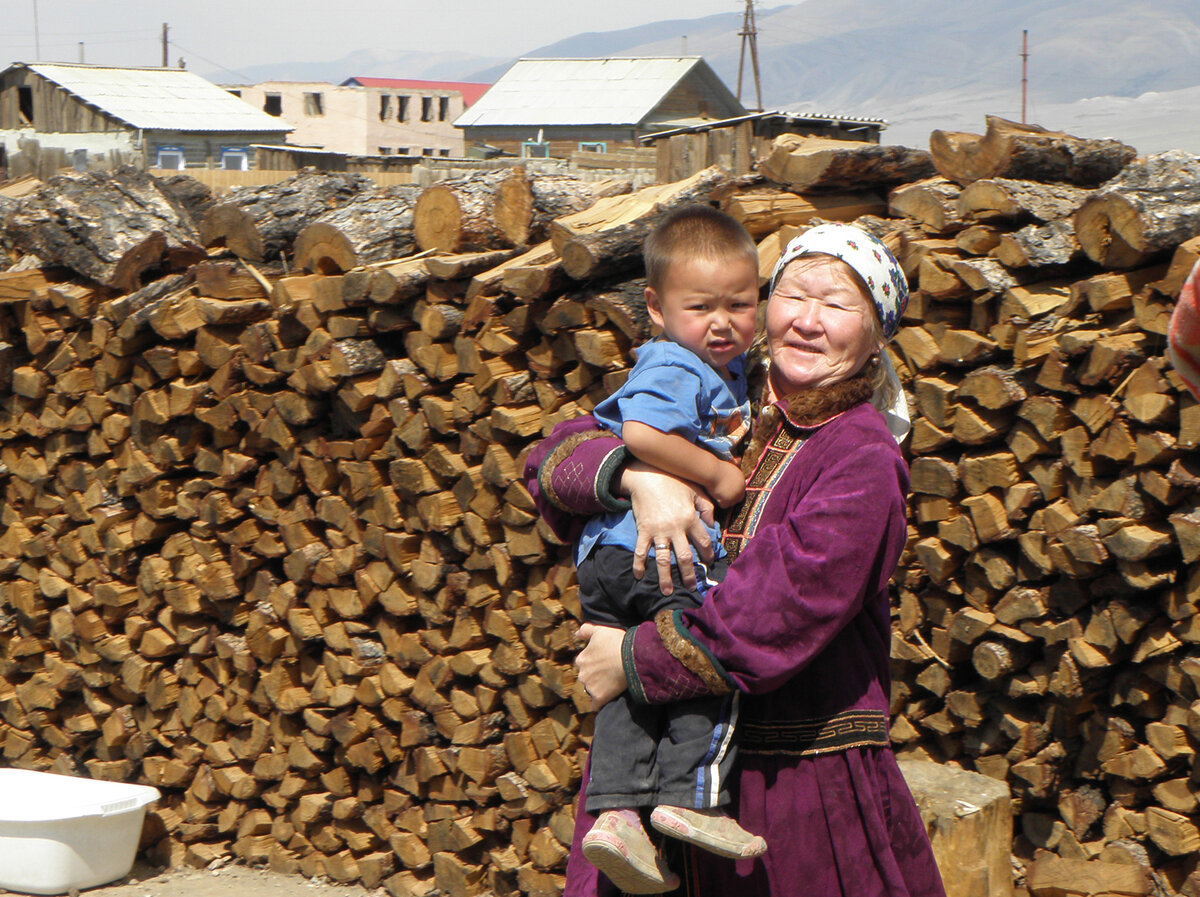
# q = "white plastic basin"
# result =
<box><xmin>0</xmin><ymin>768</ymin><xmax>160</xmax><ymax>895</ymax></box>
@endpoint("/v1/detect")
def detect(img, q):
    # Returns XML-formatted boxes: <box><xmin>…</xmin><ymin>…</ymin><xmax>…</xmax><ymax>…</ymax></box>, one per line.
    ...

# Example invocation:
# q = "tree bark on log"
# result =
<box><xmin>414</xmin><ymin>168</ymin><xmax>532</xmax><ymax>253</ymax></box>
<box><xmin>5</xmin><ymin>167</ymin><xmax>205</xmax><ymax>292</ymax></box>
<box><xmin>153</xmin><ymin>172</ymin><xmax>216</xmax><ymax>229</ymax></box>
<box><xmin>758</xmin><ymin>135</ymin><xmax>935</xmax><ymax>192</ymax></box>
<box><xmin>552</xmin><ymin>167</ymin><xmax>728</xmax><ymax>280</ymax></box>
<box><xmin>1074</xmin><ymin>150</ymin><xmax>1200</xmax><ymax>268</ymax></box>
<box><xmin>994</xmin><ymin>219</ymin><xmax>1083</xmax><ymax>268</ymax></box>
<box><xmin>292</xmin><ymin>186</ymin><xmax>421</xmax><ymax>274</ymax></box>
<box><xmin>199</xmin><ymin>169</ymin><xmax>373</xmax><ymax>262</ymax></box>
<box><xmin>930</xmin><ymin>116</ymin><xmax>1137</xmax><ymax>187</ymax></box>
<box><xmin>525</xmin><ymin>175</ymin><xmax>602</xmax><ymax>244</ymax></box>
<box><xmin>958</xmin><ymin>178</ymin><xmax>1093</xmax><ymax>224</ymax></box>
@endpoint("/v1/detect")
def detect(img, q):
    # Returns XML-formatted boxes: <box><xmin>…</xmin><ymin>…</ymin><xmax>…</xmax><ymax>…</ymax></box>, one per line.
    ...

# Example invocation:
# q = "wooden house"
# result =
<box><xmin>453</xmin><ymin>57</ymin><xmax>747</xmax><ymax>159</ymax></box>
<box><xmin>0</xmin><ymin>62</ymin><xmax>291</xmax><ymax>179</ymax></box>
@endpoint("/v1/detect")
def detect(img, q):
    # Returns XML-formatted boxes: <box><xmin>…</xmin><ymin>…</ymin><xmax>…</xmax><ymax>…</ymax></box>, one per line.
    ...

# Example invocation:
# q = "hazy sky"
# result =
<box><xmin>2</xmin><ymin>1</ymin><xmax>749</xmax><ymax>75</ymax></box>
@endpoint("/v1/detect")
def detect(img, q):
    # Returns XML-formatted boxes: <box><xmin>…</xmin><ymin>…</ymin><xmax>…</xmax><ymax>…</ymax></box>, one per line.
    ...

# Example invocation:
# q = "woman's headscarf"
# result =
<box><xmin>768</xmin><ymin>223</ymin><xmax>911</xmax><ymax>442</ymax></box>
<box><xmin>1169</xmin><ymin>259</ymin><xmax>1200</xmax><ymax>402</ymax></box>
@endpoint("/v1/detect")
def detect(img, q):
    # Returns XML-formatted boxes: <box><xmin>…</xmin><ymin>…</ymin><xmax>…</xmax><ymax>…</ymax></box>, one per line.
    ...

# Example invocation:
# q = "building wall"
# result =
<box><xmin>147</xmin><ymin>131</ymin><xmax>290</xmax><ymax>171</ymax></box>
<box><xmin>646</xmin><ymin>76</ymin><xmax>741</xmax><ymax>128</ymax></box>
<box><xmin>461</xmin><ymin>125</ymin><xmax>641</xmax><ymax>159</ymax></box>
<box><xmin>0</xmin><ymin>68</ymin><xmax>122</xmax><ymax>132</ymax></box>
<box><xmin>232</xmin><ymin>82</ymin><xmax>465</xmax><ymax>158</ymax></box>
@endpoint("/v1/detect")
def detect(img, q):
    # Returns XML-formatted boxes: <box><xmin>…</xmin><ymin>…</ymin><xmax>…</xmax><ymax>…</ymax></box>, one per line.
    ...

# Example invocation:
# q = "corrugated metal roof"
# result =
<box><xmin>17</xmin><ymin>63</ymin><xmax>292</xmax><ymax>133</ymax></box>
<box><xmin>641</xmin><ymin>110</ymin><xmax>889</xmax><ymax>141</ymax></box>
<box><xmin>454</xmin><ymin>57</ymin><xmax>742</xmax><ymax>128</ymax></box>
<box><xmin>341</xmin><ymin>78</ymin><xmax>492</xmax><ymax>107</ymax></box>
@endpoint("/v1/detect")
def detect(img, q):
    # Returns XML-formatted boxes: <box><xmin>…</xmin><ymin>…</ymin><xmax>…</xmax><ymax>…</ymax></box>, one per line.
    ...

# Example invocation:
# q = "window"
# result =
<box><xmin>17</xmin><ymin>86</ymin><xmax>33</xmax><ymax>124</ymax></box>
<box><xmin>439</xmin><ymin>149</ymin><xmax>450</xmax><ymax>157</ymax></box>
<box><xmin>220</xmin><ymin>147</ymin><xmax>249</xmax><ymax>170</ymax></box>
<box><xmin>438</xmin><ymin>96</ymin><xmax>449</xmax><ymax>121</ymax></box>
<box><xmin>263</xmin><ymin>93</ymin><xmax>282</xmax><ymax>116</ymax></box>
<box><xmin>421</xmin><ymin>97</ymin><xmax>433</xmax><ymax>122</ymax></box>
<box><xmin>397</xmin><ymin>96</ymin><xmax>409</xmax><ymax>121</ymax></box>
<box><xmin>522</xmin><ymin>141</ymin><xmax>550</xmax><ymax>159</ymax></box>
<box><xmin>156</xmin><ymin>146</ymin><xmax>185</xmax><ymax>169</ymax></box>
<box><xmin>422</xmin><ymin>148</ymin><xmax>434</xmax><ymax>156</ymax></box>
<box><xmin>578</xmin><ymin>141</ymin><xmax>607</xmax><ymax>153</ymax></box>
<box><xmin>378</xmin><ymin>147</ymin><xmax>392</xmax><ymax>155</ymax></box>
<box><xmin>303</xmin><ymin>92</ymin><xmax>324</xmax><ymax>116</ymax></box>
<box><xmin>380</xmin><ymin>95</ymin><xmax>391</xmax><ymax>120</ymax></box>
<box><xmin>226</xmin><ymin>89</ymin><xmax>242</xmax><ymax>97</ymax></box>
<box><xmin>396</xmin><ymin>147</ymin><xmax>410</xmax><ymax>155</ymax></box>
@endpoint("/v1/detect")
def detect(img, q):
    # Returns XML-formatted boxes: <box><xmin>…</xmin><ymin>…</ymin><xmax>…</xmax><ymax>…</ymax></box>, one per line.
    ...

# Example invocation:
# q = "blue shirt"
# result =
<box><xmin>575</xmin><ymin>339</ymin><xmax>750</xmax><ymax>568</ymax></box>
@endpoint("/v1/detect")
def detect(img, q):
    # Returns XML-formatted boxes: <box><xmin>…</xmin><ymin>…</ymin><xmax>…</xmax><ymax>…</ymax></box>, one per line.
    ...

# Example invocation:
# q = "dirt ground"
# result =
<box><xmin>2</xmin><ymin>859</ymin><xmax>387</xmax><ymax>897</ymax></box>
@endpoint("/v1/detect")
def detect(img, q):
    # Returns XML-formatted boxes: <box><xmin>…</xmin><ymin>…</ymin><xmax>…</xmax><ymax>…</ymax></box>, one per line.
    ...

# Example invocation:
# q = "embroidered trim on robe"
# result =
<box><xmin>739</xmin><ymin>709</ymin><xmax>889</xmax><ymax>757</ymax></box>
<box><xmin>653</xmin><ymin>609</ymin><xmax>734</xmax><ymax>695</ymax></box>
<box><xmin>538</xmin><ymin>430</ymin><xmax>628</xmax><ymax>512</ymax></box>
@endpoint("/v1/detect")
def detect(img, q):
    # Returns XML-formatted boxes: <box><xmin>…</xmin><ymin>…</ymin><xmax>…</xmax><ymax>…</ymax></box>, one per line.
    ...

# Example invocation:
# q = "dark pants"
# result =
<box><xmin>576</xmin><ymin>545</ymin><xmax>739</xmax><ymax>813</ymax></box>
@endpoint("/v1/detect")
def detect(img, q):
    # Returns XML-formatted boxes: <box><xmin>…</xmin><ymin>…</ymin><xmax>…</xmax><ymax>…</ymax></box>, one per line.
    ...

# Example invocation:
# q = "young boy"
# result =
<box><xmin>573</xmin><ymin>205</ymin><xmax>767</xmax><ymax>893</ymax></box>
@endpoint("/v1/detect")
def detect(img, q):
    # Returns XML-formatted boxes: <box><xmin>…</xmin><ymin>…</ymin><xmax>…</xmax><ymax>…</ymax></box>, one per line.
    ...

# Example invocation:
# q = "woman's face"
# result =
<box><xmin>766</xmin><ymin>255</ymin><xmax>883</xmax><ymax>397</ymax></box>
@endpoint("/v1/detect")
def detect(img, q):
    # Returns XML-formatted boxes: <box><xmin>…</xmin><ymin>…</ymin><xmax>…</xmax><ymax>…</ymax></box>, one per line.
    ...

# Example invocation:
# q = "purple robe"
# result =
<box><xmin>526</xmin><ymin>396</ymin><xmax>947</xmax><ymax>897</ymax></box>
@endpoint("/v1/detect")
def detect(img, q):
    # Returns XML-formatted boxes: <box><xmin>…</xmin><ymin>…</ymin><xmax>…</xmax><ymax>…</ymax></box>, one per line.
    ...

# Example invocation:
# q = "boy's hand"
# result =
<box><xmin>707</xmin><ymin>460</ymin><xmax>746</xmax><ymax>509</ymax></box>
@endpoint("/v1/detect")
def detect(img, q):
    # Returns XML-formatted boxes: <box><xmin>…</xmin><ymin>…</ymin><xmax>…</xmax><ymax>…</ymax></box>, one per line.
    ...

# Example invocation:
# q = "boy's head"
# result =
<box><xmin>642</xmin><ymin>204</ymin><xmax>760</xmax><ymax>374</ymax></box>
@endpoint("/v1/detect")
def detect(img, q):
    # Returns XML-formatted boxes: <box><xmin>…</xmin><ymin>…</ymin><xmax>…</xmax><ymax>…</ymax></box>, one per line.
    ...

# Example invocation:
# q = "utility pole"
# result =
<box><xmin>737</xmin><ymin>0</ymin><xmax>763</xmax><ymax>113</ymax></box>
<box><xmin>78</xmin><ymin>42</ymin><xmax>84</xmax><ymax>63</ymax></box>
<box><xmin>32</xmin><ymin>0</ymin><xmax>40</xmax><ymax>59</ymax></box>
<box><xmin>162</xmin><ymin>23</ymin><xmax>169</xmax><ymax>68</ymax></box>
<box><xmin>1020</xmin><ymin>29</ymin><xmax>1029</xmax><ymax>123</ymax></box>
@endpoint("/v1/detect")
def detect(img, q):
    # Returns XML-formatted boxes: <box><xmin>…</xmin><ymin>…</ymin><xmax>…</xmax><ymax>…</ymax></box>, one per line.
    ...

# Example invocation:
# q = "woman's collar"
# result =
<box><xmin>767</xmin><ymin>369</ymin><xmax>874</xmax><ymax>429</ymax></box>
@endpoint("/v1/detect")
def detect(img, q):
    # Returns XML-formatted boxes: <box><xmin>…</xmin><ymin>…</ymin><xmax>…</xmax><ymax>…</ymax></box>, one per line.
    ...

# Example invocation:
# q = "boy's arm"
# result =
<box><xmin>623</xmin><ymin>421</ymin><xmax>745</xmax><ymax>508</ymax></box>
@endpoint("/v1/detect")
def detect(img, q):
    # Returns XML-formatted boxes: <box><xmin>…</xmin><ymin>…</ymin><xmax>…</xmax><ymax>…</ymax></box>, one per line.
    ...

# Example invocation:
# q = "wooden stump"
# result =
<box><xmin>899</xmin><ymin>760</ymin><xmax>1013</xmax><ymax>897</ymax></box>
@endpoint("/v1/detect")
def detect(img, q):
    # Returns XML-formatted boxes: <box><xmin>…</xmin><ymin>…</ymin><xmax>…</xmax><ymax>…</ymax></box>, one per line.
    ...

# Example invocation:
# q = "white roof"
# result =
<box><xmin>454</xmin><ymin>57</ymin><xmax>742</xmax><ymax>128</ymax></box>
<box><xmin>17</xmin><ymin>63</ymin><xmax>291</xmax><ymax>133</ymax></box>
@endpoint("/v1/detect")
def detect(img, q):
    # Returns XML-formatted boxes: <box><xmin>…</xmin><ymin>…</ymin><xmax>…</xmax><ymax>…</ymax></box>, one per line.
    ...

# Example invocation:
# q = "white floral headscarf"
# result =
<box><xmin>768</xmin><ymin>223</ymin><xmax>912</xmax><ymax>442</ymax></box>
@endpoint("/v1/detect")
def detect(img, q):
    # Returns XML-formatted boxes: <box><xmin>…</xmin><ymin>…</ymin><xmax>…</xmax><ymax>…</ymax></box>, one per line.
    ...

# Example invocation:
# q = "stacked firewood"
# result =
<box><xmin>0</xmin><ymin>118</ymin><xmax>1198</xmax><ymax>896</ymax></box>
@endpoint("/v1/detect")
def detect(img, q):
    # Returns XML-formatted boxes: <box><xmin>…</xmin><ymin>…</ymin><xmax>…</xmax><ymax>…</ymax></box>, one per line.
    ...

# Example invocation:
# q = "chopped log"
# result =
<box><xmin>1074</xmin><ymin>149</ymin><xmax>1200</xmax><ymax>268</ymax></box>
<box><xmin>551</xmin><ymin>167</ymin><xmax>728</xmax><ymax>280</ymax></box>
<box><xmin>292</xmin><ymin>185</ymin><xmax>420</xmax><ymax>273</ymax></box>
<box><xmin>957</xmin><ymin>178</ymin><xmax>1092</xmax><ymax>223</ymax></box>
<box><xmin>994</xmin><ymin>219</ymin><xmax>1082</xmax><ymax>268</ymax></box>
<box><xmin>6</xmin><ymin>167</ymin><xmax>205</xmax><ymax>291</ymax></box>
<box><xmin>525</xmin><ymin>175</ymin><xmax>602</xmax><ymax>244</ymax></box>
<box><xmin>725</xmin><ymin>190</ymin><xmax>888</xmax><ymax>238</ymax></box>
<box><xmin>930</xmin><ymin>116</ymin><xmax>1136</xmax><ymax>186</ymax></box>
<box><xmin>414</xmin><ymin>167</ymin><xmax>531</xmax><ymax>253</ymax></box>
<box><xmin>153</xmin><ymin>172</ymin><xmax>216</xmax><ymax>227</ymax></box>
<box><xmin>199</xmin><ymin>169</ymin><xmax>373</xmax><ymax>262</ymax></box>
<box><xmin>887</xmin><ymin>178</ymin><xmax>964</xmax><ymax>234</ymax></box>
<box><xmin>758</xmin><ymin>135</ymin><xmax>935</xmax><ymax>191</ymax></box>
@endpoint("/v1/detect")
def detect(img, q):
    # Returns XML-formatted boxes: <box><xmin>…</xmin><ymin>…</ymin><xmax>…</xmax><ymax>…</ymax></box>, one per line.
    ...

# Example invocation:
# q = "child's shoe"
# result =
<box><xmin>582</xmin><ymin>809</ymin><xmax>681</xmax><ymax>894</ymax></box>
<box><xmin>650</xmin><ymin>805</ymin><xmax>768</xmax><ymax>859</ymax></box>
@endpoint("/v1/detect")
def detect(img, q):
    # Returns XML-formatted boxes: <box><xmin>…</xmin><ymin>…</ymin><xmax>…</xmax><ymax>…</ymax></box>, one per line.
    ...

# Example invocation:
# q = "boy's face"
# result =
<box><xmin>644</xmin><ymin>254</ymin><xmax>759</xmax><ymax>374</ymax></box>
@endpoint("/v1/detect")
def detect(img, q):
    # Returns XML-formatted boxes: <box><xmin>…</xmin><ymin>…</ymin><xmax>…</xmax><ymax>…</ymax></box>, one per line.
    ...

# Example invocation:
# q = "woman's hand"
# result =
<box><xmin>620</xmin><ymin>462</ymin><xmax>716</xmax><ymax>595</ymax></box>
<box><xmin>575</xmin><ymin>623</ymin><xmax>628</xmax><ymax>708</ymax></box>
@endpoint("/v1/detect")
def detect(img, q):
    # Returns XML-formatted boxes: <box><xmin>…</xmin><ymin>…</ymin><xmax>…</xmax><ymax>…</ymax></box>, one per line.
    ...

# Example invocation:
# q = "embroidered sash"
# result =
<box><xmin>740</xmin><ymin>709</ymin><xmax>890</xmax><ymax>757</ymax></box>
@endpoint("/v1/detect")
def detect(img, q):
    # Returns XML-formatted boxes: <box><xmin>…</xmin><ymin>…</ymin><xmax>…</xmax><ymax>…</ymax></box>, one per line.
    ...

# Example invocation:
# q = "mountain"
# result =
<box><xmin>205</xmin><ymin>0</ymin><xmax>1200</xmax><ymax>154</ymax></box>
<box><xmin>205</xmin><ymin>47</ymin><xmax>506</xmax><ymax>86</ymax></box>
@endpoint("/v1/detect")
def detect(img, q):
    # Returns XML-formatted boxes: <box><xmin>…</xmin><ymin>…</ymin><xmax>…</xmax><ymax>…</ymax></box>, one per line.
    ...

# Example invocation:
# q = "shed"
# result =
<box><xmin>453</xmin><ymin>57</ymin><xmax>746</xmax><ymax>159</ymax></box>
<box><xmin>641</xmin><ymin>109</ymin><xmax>888</xmax><ymax>180</ymax></box>
<box><xmin>0</xmin><ymin>62</ymin><xmax>292</xmax><ymax>179</ymax></box>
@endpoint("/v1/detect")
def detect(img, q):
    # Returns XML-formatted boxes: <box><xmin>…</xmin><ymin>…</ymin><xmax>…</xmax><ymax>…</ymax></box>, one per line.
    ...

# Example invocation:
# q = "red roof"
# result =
<box><xmin>342</xmin><ymin>77</ymin><xmax>491</xmax><ymax>107</ymax></box>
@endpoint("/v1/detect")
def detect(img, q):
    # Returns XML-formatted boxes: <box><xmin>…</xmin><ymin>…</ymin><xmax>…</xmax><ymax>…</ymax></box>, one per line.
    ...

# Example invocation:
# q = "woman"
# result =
<box><xmin>525</xmin><ymin>224</ymin><xmax>947</xmax><ymax>897</ymax></box>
